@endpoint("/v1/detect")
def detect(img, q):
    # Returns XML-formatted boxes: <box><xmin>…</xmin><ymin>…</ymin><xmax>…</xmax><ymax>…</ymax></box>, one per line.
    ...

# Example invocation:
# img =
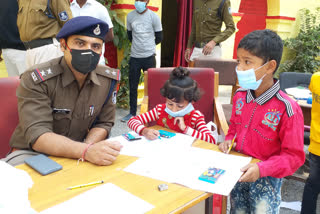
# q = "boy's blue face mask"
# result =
<box><xmin>135</xmin><ymin>1</ymin><xmax>147</xmax><ymax>13</ymax></box>
<box><xmin>165</xmin><ymin>103</ymin><xmax>194</xmax><ymax>118</ymax></box>
<box><xmin>235</xmin><ymin>62</ymin><xmax>268</xmax><ymax>90</ymax></box>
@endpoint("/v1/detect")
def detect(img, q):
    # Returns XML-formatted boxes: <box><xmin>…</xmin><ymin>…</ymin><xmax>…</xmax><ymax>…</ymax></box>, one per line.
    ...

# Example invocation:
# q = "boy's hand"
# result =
<box><xmin>239</xmin><ymin>163</ymin><xmax>260</xmax><ymax>182</ymax></box>
<box><xmin>141</xmin><ymin>128</ymin><xmax>160</xmax><ymax>140</ymax></box>
<box><xmin>174</xmin><ymin>117</ymin><xmax>186</xmax><ymax>131</ymax></box>
<box><xmin>218</xmin><ymin>140</ymin><xmax>236</xmax><ymax>154</ymax></box>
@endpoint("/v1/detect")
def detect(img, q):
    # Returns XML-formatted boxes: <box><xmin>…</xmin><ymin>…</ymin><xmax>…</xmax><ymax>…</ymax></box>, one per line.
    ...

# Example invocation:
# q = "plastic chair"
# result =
<box><xmin>279</xmin><ymin>72</ymin><xmax>312</xmax><ymax>182</ymax></box>
<box><xmin>0</xmin><ymin>77</ymin><xmax>20</xmax><ymax>158</ymax></box>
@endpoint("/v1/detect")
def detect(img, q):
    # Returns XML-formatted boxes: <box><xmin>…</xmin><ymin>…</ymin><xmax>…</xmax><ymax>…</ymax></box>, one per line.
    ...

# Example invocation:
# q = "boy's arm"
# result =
<box><xmin>127</xmin><ymin>30</ymin><xmax>133</xmax><ymax>43</ymax></box>
<box><xmin>257</xmin><ymin>109</ymin><xmax>305</xmax><ymax>178</ymax></box>
<box><xmin>127</xmin><ymin>105</ymin><xmax>160</xmax><ymax>135</ymax></box>
<box><xmin>155</xmin><ymin>31</ymin><xmax>163</xmax><ymax>45</ymax></box>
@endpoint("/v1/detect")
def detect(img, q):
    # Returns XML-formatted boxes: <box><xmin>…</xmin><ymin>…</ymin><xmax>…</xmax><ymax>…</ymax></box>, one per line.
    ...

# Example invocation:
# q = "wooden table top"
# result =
<box><xmin>17</xmin><ymin>127</ymin><xmax>258</xmax><ymax>213</ymax></box>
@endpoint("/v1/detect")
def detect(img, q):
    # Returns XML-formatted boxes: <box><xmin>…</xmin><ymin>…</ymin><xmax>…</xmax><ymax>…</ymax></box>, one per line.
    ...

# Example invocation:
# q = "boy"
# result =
<box><xmin>219</xmin><ymin>29</ymin><xmax>305</xmax><ymax>213</ymax></box>
<box><xmin>301</xmin><ymin>72</ymin><xmax>320</xmax><ymax>214</ymax></box>
<box><xmin>121</xmin><ymin>0</ymin><xmax>163</xmax><ymax>122</ymax></box>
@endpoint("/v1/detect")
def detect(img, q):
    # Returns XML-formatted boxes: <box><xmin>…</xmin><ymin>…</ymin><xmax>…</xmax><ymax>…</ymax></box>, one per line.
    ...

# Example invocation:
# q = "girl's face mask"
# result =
<box><xmin>165</xmin><ymin>102</ymin><xmax>194</xmax><ymax>117</ymax></box>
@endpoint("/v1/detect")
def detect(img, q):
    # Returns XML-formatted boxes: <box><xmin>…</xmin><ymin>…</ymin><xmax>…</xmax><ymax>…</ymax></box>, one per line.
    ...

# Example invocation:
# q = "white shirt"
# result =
<box><xmin>70</xmin><ymin>0</ymin><xmax>114</xmax><ymax>65</ymax></box>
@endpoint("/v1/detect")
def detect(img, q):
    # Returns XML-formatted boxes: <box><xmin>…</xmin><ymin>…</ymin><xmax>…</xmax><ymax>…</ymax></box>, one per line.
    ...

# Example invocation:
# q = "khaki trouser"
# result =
<box><xmin>190</xmin><ymin>45</ymin><xmax>222</xmax><ymax>61</ymax></box>
<box><xmin>25</xmin><ymin>38</ymin><xmax>63</xmax><ymax>70</ymax></box>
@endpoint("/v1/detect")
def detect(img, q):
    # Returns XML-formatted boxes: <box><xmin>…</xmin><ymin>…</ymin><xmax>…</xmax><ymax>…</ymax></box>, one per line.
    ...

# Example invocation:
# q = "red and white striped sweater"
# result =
<box><xmin>127</xmin><ymin>104</ymin><xmax>216</xmax><ymax>144</ymax></box>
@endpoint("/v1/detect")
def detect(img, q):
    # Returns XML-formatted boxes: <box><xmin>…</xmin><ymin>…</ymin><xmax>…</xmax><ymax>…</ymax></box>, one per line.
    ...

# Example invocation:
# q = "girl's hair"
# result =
<box><xmin>160</xmin><ymin>67</ymin><xmax>201</xmax><ymax>103</ymax></box>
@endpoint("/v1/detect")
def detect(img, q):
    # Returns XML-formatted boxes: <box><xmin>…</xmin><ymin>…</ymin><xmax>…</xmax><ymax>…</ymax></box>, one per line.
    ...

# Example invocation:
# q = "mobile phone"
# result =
<box><xmin>198</xmin><ymin>167</ymin><xmax>225</xmax><ymax>184</ymax></box>
<box><xmin>122</xmin><ymin>133</ymin><xmax>142</xmax><ymax>141</ymax></box>
<box><xmin>159</xmin><ymin>130</ymin><xmax>176</xmax><ymax>138</ymax></box>
<box><xmin>24</xmin><ymin>154</ymin><xmax>62</xmax><ymax>176</ymax></box>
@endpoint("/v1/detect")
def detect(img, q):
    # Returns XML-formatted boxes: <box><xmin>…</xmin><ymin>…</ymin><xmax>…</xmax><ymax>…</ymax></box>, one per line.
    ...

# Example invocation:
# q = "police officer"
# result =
<box><xmin>17</xmin><ymin>0</ymin><xmax>73</xmax><ymax>69</ymax></box>
<box><xmin>185</xmin><ymin>0</ymin><xmax>235</xmax><ymax>62</ymax></box>
<box><xmin>4</xmin><ymin>16</ymin><xmax>122</xmax><ymax>166</ymax></box>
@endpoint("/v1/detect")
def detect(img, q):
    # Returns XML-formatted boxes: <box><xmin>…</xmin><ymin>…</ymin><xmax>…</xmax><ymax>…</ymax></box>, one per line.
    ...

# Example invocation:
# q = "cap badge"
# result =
<box><xmin>94</xmin><ymin>24</ymin><xmax>101</xmax><ymax>35</ymax></box>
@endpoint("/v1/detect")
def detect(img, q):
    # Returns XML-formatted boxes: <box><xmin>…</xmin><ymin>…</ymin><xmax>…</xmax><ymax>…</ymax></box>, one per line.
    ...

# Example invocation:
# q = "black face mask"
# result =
<box><xmin>70</xmin><ymin>49</ymin><xmax>101</xmax><ymax>74</ymax></box>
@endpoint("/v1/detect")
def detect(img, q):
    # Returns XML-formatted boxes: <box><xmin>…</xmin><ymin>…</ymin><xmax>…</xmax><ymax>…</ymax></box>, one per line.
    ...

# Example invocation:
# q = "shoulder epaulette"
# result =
<box><xmin>29</xmin><ymin>62</ymin><xmax>63</xmax><ymax>84</ymax></box>
<box><xmin>95</xmin><ymin>66</ymin><xmax>121</xmax><ymax>81</ymax></box>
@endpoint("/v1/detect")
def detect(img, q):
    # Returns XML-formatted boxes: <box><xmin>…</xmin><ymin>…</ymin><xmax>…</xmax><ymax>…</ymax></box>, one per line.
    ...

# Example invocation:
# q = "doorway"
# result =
<box><xmin>161</xmin><ymin>0</ymin><xmax>178</xmax><ymax>67</ymax></box>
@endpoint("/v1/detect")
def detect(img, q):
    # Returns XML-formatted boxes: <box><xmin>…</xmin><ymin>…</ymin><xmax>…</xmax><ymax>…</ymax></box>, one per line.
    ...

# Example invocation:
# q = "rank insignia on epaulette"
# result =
<box><xmin>105</xmin><ymin>69</ymin><xmax>121</xmax><ymax>81</ymax></box>
<box><xmin>31</xmin><ymin>68</ymin><xmax>55</xmax><ymax>83</ymax></box>
<box><xmin>32</xmin><ymin>69</ymin><xmax>45</xmax><ymax>82</ymax></box>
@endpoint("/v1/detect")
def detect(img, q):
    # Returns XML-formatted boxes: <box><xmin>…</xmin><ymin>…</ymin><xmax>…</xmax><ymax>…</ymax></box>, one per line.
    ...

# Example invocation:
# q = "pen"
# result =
<box><xmin>67</xmin><ymin>180</ymin><xmax>104</xmax><ymax>190</ymax></box>
<box><xmin>227</xmin><ymin>133</ymin><xmax>237</xmax><ymax>154</ymax></box>
<box><xmin>158</xmin><ymin>136</ymin><xmax>161</xmax><ymax>140</ymax></box>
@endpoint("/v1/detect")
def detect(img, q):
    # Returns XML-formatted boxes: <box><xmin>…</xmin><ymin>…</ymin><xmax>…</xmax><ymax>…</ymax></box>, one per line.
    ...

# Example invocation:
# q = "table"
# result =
<box><xmin>296</xmin><ymin>99</ymin><xmax>312</xmax><ymax>126</ymax></box>
<box><xmin>17</xmin><ymin>127</ymin><xmax>258</xmax><ymax>214</ymax></box>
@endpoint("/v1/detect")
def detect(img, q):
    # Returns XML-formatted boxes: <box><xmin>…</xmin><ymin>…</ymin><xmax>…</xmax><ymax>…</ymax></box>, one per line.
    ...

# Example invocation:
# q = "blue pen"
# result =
<box><xmin>158</xmin><ymin>136</ymin><xmax>161</xmax><ymax>140</ymax></box>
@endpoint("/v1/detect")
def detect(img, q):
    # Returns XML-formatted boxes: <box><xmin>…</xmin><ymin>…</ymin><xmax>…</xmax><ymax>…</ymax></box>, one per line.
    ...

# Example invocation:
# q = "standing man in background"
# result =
<box><xmin>121</xmin><ymin>0</ymin><xmax>163</xmax><ymax>122</ymax></box>
<box><xmin>185</xmin><ymin>0</ymin><xmax>235</xmax><ymax>62</ymax></box>
<box><xmin>17</xmin><ymin>0</ymin><xmax>73</xmax><ymax>69</ymax></box>
<box><xmin>70</xmin><ymin>0</ymin><xmax>114</xmax><ymax>65</ymax></box>
<box><xmin>0</xmin><ymin>0</ymin><xmax>26</xmax><ymax>76</ymax></box>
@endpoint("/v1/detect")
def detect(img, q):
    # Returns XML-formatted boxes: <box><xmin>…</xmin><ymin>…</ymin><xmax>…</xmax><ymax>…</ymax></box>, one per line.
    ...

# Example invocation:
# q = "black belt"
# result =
<box><xmin>23</xmin><ymin>38</ymin><xmax>53</xmax><ymax>50</ymax></box>
<box><xmin>195</xmin><ymin>41</ymin><xmax>220</xmax><ymax>48</ymax></box>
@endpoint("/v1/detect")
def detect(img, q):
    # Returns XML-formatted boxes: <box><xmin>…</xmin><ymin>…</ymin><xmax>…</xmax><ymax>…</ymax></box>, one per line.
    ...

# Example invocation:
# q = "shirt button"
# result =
<box><xmin>245</xmin><ymin>125</ymin><xmax>248</xmax><ymax>128</ymax></box>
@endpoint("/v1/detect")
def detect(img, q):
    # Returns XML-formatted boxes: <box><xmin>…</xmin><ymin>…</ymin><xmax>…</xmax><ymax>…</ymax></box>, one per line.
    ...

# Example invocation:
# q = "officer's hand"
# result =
<box><xmin>239</xmin><ymin>163</ymin><xmax>260</xmax><ymax>182</ymax></box>
<box><xmin>202</xmin><ymin>40</ymin><xmax>216</xmax><ymax>55</ymax></box>
<box><xmin>174</xmin><ymin>117</ymin><xmax>186</xmax><ymax>131</ymax></box>
<box><xmin>185</xmin><ymin>48</ymin><xmax>192</xmax><ymax>63</ymax></box>
<box><xmin>141</xmin><ymin>128</ymin><xmax>160</xmax><ymax>140</ymax></box>
<box><xmin>85</xmin><ymin>140</ymin><xmax>122</xmax><ymax>166</ymax></box>
<box><xmin>0</xmin><ymin>49</ymin><xmax>3</xmax><ymax>62</ymax></box>
<box><xmin>218</xmin><ymin>140</ymin><xmax>237</xmax><ymax>154</ymax></box>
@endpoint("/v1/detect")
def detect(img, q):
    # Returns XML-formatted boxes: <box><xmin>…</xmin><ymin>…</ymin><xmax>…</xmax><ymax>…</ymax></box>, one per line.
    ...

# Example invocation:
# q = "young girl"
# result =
<box><xmin>127</xmin><ymin>67</ymin><xmax>216</xmax><ymax>144</ymax></box>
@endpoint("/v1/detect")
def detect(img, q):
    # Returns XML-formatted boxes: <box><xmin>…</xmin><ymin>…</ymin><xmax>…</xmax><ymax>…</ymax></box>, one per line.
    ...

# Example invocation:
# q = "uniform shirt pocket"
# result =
<box><xmin>205</xmin><ymin>7</ymin><xmax>218</xmax><ymax>23</ymax></box>
<box><xmin>29</xmin><ymin>1</ymin><xmax>47</xmax><ymax>13</ymax></box>
<box><xmin>53</xmin><ymin>112</ymin><xmax>72</xmax><ymax>136</ymax></box>
<box><xmin>252</xmin><ymin>123</ymin><xmax>280</xmax><ymax>159</ymax></box>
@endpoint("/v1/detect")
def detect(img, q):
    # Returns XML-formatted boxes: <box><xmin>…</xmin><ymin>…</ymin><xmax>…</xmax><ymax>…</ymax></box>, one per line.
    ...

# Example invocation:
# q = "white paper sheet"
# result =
<box><xmin>285</xmin><ymin>87</ymin><xmax>311</xmax><ymax>100</ymax></box>
<box><xmin>0</xmin><ymin>161</ymin><xmax>37</xmax><ymax>214</ymax></box>
<box><xmin>280</xmin><ymin>201</ymin><xmax>301</xmax><ymax>211</ymax></box>
<box><xmin>124</xmin><ymin>147</ymin><xmax>251</xmax><ymax>196</ymax></box>
<box><xmin>111</xmin><ymin>131</ymin><xmax>195</xmax><ymax>158</ymax></box>
<box><xmin>40</xmin><ymin>183</ymin><xmax>154</xmax><ymax>214</ymax></box>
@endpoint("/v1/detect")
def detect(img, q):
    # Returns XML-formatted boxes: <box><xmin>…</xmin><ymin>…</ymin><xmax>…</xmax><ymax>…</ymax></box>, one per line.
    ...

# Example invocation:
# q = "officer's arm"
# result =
<box><xmin>127</xmin><ymin>30</ymin><xmax>133</xmax><ymax>43</ymax></box>
<box><xmin>33</xmin><ymin>133</ymin><xmax>88</xmax><ymax>159</ymax></box>
<box><xmin>212</xmin><ymin>0</ymin><xmax>235</xmax><ymax>44</ymax></box>
<box><xmin>105</xmin><ymin>28</ymin><xmax>114</xmax><ymax>42</ymax></box>
<box><xmin>85</xmin><ymin>127</ymin><xmax>108</xmax><ymax>145</ymax></box>
<box><xmin>51</xmin><ymin>0</ymin><xmax>73</xmax><ymax>27</ymax></box>
<box><xmin>155</xmin><ymin>31</ymin><xmax>163</xmax><ymax>45</ymax></box>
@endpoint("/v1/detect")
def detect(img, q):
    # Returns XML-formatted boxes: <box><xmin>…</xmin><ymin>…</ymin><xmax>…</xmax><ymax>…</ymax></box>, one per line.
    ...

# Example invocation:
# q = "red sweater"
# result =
<box><xmin>128</xmin><ymin>104</ymin><xmax>216</xmax><ymax>144</ymax></box>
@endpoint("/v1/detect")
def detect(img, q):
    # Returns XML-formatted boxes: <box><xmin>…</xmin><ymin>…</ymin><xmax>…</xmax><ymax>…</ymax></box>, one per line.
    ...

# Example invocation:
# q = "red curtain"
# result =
<box><xmin>173</xmin><ymin>0</ymin><xmax>193</xmax><ymax>67</ymax></box>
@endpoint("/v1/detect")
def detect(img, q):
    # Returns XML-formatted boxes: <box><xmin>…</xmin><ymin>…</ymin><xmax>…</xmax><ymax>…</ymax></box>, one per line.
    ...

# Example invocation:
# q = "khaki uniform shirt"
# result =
<box><xmin>17</xmin><ymin>0</ymin><xmax>72</xmax><ymax>41</ymax></box>
<box><xmin>187</xmin><ymin>0</ymin><xmax>235</xmax><ymax>48</ymax></box>
<box><xmin>10</xmin><ymin>57</ymin><xmax>120</xmax><ymax>149</ymax></box>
